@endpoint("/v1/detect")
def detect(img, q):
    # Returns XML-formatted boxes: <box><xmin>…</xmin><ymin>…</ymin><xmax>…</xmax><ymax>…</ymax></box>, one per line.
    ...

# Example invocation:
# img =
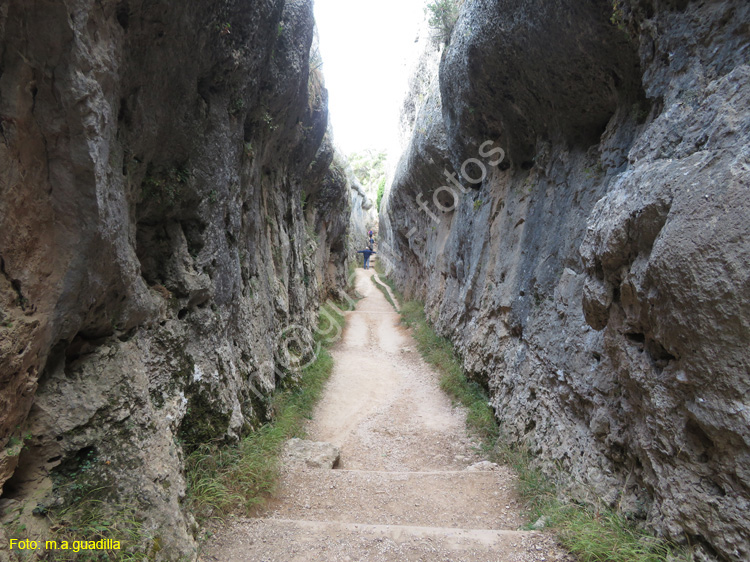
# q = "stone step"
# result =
<box><xmin>199</xmin><ymin>518</ymin><xmax>564</xmax><ymax>562</ymax></box>
<box><xmin>265</xmin><ymin>468</ymin><xmax>523</xmax><ymax>529</ymax></box>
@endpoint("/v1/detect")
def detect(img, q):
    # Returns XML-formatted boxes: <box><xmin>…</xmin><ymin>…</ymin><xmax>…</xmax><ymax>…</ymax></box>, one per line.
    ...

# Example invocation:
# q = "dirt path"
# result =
<box><xmin>199</xmin><ymin>269</ymin><xmax>570</xmax><ymax>561</ymax></box>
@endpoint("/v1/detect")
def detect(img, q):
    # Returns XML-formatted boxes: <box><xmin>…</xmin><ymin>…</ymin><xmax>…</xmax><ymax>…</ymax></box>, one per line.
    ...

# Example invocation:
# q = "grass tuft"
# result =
<box><xmin>559</xmin><ymin>506</ymin><xmax>681</xmax><ymax>562</ymax></box>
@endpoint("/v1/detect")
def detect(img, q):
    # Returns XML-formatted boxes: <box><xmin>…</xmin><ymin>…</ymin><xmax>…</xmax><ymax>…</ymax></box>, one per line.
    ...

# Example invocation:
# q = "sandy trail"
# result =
<box><xmin>199</xmin><ymin>269</ymin><xmax>570</xmax><ymax>561</ymax></box>
<box><xmin>307</xmin><ymin>269</ymin><xmax>478</xmax><ymax>472</ymax></box>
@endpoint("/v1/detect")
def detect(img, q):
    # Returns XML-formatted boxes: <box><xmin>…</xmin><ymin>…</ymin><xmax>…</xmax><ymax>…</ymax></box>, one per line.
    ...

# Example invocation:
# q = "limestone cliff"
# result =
<box><xmin>381</xmin><ymin>1</ymin><xmax>750</xmax><ymax>560</ymax></box>
<box><xmin>345</xmin><ymin>159</ymin><xmax>377</xmax><ymax>256</ymax></box>
<box><xmin>0</xmin><ymin>0</ymin><xmax>351</xmax><ymax>559</ymax></box>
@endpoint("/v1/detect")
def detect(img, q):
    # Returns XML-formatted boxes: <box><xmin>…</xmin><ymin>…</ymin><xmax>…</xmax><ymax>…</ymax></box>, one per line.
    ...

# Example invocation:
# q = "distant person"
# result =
<box><xmin>368</xmin><ymin>236</ymin><xmax>375</xmax><ymax>250</ymax></box>
<box><xmin>357</xmin><ymin>247</ymin><xmax>376</xmax><ymax>270</ymax></box>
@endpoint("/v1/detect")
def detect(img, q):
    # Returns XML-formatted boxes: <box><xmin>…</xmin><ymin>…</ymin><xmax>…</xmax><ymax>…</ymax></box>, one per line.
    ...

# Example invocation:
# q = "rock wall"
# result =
<box><xmin>345</xmin><ymin>159</ymin><xmax>377</xmax><ymax>256</ymax></box>
<box><xmin>0</xmin><ymin>0</ymin><xmax>350</xmax><ymax>559</ymax></box>
<box><xmin>381</xmin><ymin>1</ymin><xmax>750</xmax><ymax>560</ymax></box>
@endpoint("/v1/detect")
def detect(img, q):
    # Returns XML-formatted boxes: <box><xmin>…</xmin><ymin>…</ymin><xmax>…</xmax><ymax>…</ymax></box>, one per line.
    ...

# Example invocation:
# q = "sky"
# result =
<box><xmin>313</xmin><ymin>0</ymin><xmax>427</xmax><ymax>156</ymax></box>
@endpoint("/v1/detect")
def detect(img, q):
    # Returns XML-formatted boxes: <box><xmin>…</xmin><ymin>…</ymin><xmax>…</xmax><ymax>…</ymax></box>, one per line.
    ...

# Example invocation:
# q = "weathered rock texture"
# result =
<box><xmin>0</xmin><ymin>0</ymin><xmax>351</xmax><ymax>559</ymax></box>
<box><xmin>381</xmin><ymin>1</ymin><xmax>750</xmax><ymax>560</ymax></box>
<box><xmin>283</xmin><ymin>438</ymin><xmax>340</xmax><ymax>469</ymax></box>
<box><xmin>346</xmin><ymin>161</ymin><xmax>377</xmax><ymax>255</ymax></box>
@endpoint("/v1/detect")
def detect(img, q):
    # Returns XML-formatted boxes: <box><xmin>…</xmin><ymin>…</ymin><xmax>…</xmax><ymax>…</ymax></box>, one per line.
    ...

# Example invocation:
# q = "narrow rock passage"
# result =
<box><xmin>199</xmin><ymin>270</ymin><xmax>570</xmax><ymax>561</ymax></box>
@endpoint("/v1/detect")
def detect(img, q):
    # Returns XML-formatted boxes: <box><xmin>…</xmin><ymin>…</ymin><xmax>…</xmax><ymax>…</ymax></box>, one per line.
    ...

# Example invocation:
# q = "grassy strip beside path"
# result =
<box><xmin>185</xmin><ymin>303</ymin><xmax>345</xmax><ymax>524</ymax></box>
<box><xmin>371</xmin><ymin>274</ymin><xmax>399</xmax><ymax>312</ymax></box>
<box><xmin>374</xmin><ymin>265</ymin><xmax>691</xmax><ymax>562</ymax></box>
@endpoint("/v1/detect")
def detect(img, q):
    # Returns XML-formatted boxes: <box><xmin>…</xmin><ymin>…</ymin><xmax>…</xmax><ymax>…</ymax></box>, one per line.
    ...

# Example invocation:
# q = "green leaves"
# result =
<box><xmin>426</xmin><ymin>0</ymin><xmax>459</xmax><ymax>46</ymax></box>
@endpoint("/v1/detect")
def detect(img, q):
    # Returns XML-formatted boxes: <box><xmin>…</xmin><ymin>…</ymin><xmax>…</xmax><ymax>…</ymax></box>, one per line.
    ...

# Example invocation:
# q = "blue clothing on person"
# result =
<box><xmin>357</xmin><ymin>248</ymin><xmax>377</xmax><ymax>269</ymax></box>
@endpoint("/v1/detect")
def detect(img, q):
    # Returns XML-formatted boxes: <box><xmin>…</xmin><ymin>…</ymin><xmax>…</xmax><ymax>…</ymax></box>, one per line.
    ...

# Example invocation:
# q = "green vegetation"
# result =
<box><xmin>229</xmin><ymin>96</ymin><xmax>245</xmax><ymax>116</ymax></box>
<box><xmin>261</xmin><ymin>111</ymin><xmax>277</xmax><ymax>131</ymax></box>
<box><xmin>559</xmin><ymin>508</ymin><xmax>686</xmax><ymax>562</ymax></box>
<box><xmin>376</xmin><ymin>177</ymin><xmax>386</xmax><ymax>211</ymax></box>
<box><xmin>185</xmin><ymin>303</ymin><xmax>345</xmax><ymax>524</ymax></box>
<box><xmin>373</xmin><ymin>262</ymin><xmax>399</xmax><ymax>298</ymax></box>
<box><xmin>348</xmin><ymin>149</ymin><xmax>387</xmax><ymax>208</ymax></box>
<box><xmin>371</xmin><ymin>274</ymin><xmax>398</xmax><ymax>312</ymax></box>
<box><xmin>375</xmin><ymin>268</ymin><xmax>693</xmax><ymax>562</ymax></box>
<box><xmin>45</xmin><ymin>501</ymin><xmax>149</xmax><ymax>562</ymax></box>
<box><xmin>6</xmin><ymin>304</ymin><xmax>346</xmax><ymax>560</ymax></box>
<box><xmin>399</xmin><ymin>300</ymin><xmax>498</xmax><ymax>442</ymax></box>
<box><xmin>6</xmin><ymin>500</ymin><xmax>149</xmax><ymax>562</ymax></box>
<box><xmin>492</xmin><ymin>440</ymin><xmax>692</xmax><ymax>561</ymax></box>
<box><xmin>426</xmin><ymin>0</ymin><xmax>460</xmax><ymax>46</ymax></box>
<box><xmin>141</xmin><ymin>166</ymin><xmax>191</xmax><ymax>206</ymax></box>
<box><xmin>347</xmin><ymin>260</ymin><xmax>358</xmax><ymax>291</ymax></box>
<box><xmin>348</xmin><ymin>150</ymin><xmax>387</xmax><ymax>188</ymax></box>
<box><xmin>610</xmin><ymin>1</ymin><xmax>626</xmax><ymax>30</ymax></box>
<box><xmin>3</xmin><ymin>445</ymin><xmax>157</xmax><ymax>561</ymax></box>
<box><xmin>610</xmin><ymin>0</ymin><xmax>634</xmax><ymax>37</ymax></box>
<box><xmin>244</xmin><ymin>142</ymin><xmax>254</xmax><ymax>159</ymax></box>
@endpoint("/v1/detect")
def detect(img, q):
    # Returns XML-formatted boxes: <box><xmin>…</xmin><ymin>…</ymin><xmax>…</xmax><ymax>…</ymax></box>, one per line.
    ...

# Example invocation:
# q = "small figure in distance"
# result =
<box><xmin>357</xmin><ymin>247</ymin><xmax>377</xmax><ymax>270</ymax></box>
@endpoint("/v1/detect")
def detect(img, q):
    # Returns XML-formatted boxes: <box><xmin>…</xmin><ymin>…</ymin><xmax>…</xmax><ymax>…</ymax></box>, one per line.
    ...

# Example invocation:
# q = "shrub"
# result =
<box><xmin>426</xmin><ymin>0</ymin><xmax>459</xmax><ymax>46</ymax></box>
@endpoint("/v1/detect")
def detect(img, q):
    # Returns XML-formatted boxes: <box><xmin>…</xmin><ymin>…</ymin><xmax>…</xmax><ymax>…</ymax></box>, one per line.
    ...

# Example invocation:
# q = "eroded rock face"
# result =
<box><xmin>0</xmin><ymin>0</ymin><xmax>350</xmax><ymax>559</ymax></box>
<box><xmin>381</xmin><ymin>1</ymin><xmax>750</xmax><ymax>560</ymax></box>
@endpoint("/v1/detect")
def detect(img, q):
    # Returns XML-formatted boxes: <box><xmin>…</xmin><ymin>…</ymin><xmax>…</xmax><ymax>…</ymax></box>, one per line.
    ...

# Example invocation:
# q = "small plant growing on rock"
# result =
<box><xmin>262</xmin><ymin>111</ymin><xmax>277</xmax><ymax>131</ymax></box>
<box><xmin>376</xmin><ymin>177</ymin><xmax>386</xmax><ymax>210</ymax></box>
<box><xmin>229</xmin><ymin>97</ymin><xmax>245</xmax><ymax>116</ymax></box>
<box><xmin>244</xmin><ymin>142</ymin><xmax>254</xmax><ymax>159</ymax></box>
<box><xmin>141</xmin><ymin>165</ymin><xmax>191</xmax><ymax>207</ymax></box>
<box><xmin>610</xmin><ymin>0</ymin><xmax>626</xmax><ymax>31</ymax></box>
<box><xmin>426</xmin><ymin>0</ymin><xmax>459</xmax><ymax>46</ymax></box>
